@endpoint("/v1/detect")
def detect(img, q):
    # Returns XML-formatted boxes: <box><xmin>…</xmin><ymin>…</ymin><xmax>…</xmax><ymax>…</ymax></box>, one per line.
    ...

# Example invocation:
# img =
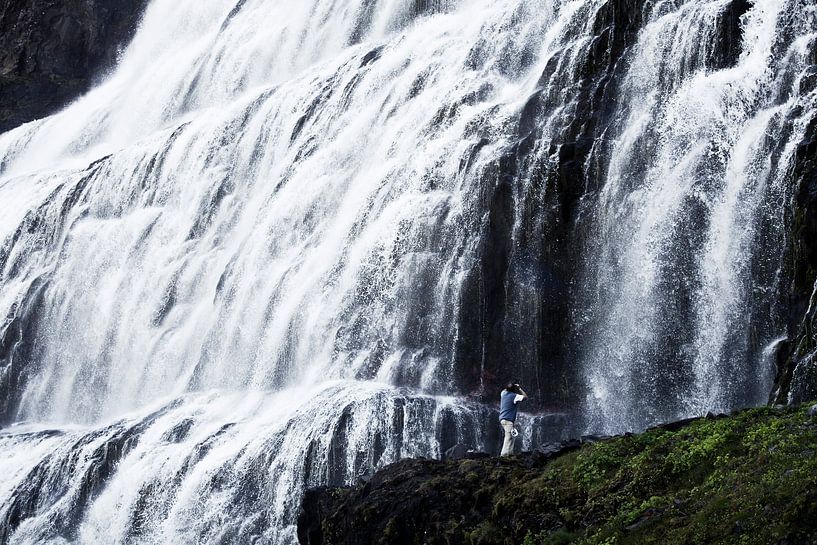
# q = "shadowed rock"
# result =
<box><xmin>0</xmin><ymin>0</ymin><xmax>149</xmax><ymax>133</ymax></box>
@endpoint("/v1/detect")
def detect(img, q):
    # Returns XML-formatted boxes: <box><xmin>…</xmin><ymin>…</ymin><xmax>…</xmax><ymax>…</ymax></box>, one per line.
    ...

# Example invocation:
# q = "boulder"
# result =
<box><xmin>443</xmin><ymin>443</ymin><xmax>489</xmax><ymax>461</ymax></box>
<box><xmin>443</xmin><ymin>443</ymin><xmax>470</xmax><ymax>460</ymax></box>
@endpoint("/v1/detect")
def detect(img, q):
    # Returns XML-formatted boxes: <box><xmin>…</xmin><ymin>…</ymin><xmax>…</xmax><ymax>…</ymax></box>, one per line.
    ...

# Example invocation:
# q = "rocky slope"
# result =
<box><xmin>298</xmin><ymin>405</ymin><xmax>817</xmax><ymax>545</ymax></box>
<box><xmin>0</xmin><ymin>0</ymin><xmax>148</xmax><ymax>134</ymax></box>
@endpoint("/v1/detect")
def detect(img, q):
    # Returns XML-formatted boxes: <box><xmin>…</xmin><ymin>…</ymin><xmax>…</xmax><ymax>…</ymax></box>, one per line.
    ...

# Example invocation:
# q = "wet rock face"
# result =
<box><xmin>0</xmin><ymin>277</ymin><xmax>48</xmax><ymax>424</ymax></box>
<box><xmin>710</xmin><ymin>0</ymin><xmax>753</xmax><ymax>70</ymax></box>
<box><xmin>0</xmin><ymin>0</ymin><xmax>148</xmax><ymax>133</ymax></box>
<box><xmin>775</xmin><ymin>115</ymin><xmax>817</xmax><ymax>404</ymax></box>
<box><xmin>452</xmin><ymin>0</ymin><xmax>645</xmax><ymax>411</ymax></box>
<box><xmin>453</xmin><ymin>0</ymin><xmax>815</xmax><ymax>415</ymax></box>
<box><xmin>453</xmin><ymin>0</ymin><xmax>752</xmax><ymax>410</ymax></box>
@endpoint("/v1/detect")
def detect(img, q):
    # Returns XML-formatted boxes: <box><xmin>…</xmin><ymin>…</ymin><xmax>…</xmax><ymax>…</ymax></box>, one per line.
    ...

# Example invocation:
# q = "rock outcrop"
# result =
<box><xmin>0</xmin><ymin>0</ymin><xmax>148</xmax><ymax>134</ymax></box>
<box><xmin>298</xmin><ymin>405</ymin><xmax>817</xmax><ymax>545</ymax></box>
<box><xmin>775</xmin><ymin>113</ymin><xmax>817</xmax><ymax>405</ymax></box>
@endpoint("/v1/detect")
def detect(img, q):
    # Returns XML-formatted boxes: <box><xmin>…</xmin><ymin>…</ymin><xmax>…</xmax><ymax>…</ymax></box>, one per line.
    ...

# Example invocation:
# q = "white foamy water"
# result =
<box><xmin>580</xmin><ymin>0</ymin><xmax>817</xmax><ymax>432</ymax></box>
<box><xmin>0</xmin><ymin>0</ymin><xmax>815</xmax><ymax>541</ymax></box>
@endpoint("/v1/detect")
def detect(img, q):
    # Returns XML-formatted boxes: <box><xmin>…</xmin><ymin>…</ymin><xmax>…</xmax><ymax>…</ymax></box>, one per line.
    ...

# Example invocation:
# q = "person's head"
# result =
<box><xmin>505</xmin><ymin>382</ymin><xmax>519</xmax><ymax>393</ymax></box>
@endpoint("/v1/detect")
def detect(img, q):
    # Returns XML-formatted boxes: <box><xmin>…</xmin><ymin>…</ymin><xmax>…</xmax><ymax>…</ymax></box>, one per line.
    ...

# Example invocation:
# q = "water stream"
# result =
<box><xmin>0</xmin><ymin>0</ymin><xmax>814</xmax><ymax>542</ymax></box>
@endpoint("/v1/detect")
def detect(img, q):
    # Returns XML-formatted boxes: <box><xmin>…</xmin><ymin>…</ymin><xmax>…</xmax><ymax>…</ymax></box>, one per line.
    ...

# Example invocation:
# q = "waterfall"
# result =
<box><xmin>0</xmin><ymin>0</ymin><xmax>814</xmax><ymax>542</ymax></box>
<box><xmin>578</xmin><ymin>0</ymin><xmax>817</xmax><ymax>433</ymax></box>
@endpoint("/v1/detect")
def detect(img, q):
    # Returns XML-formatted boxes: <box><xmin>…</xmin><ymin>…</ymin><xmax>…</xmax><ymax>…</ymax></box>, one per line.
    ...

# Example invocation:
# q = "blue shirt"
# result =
<box><xmin>499</xmin><ymin>390</ymin><xmax>524</xmax><ymax>422</ymax></box>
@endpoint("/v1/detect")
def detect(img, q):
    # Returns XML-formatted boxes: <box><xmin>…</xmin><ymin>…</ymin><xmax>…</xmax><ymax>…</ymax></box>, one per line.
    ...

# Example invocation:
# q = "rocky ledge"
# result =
<box><xmin>298</xmin><ymin>405</ymin><xmax>817</xmax><ymax>545</ymax></box>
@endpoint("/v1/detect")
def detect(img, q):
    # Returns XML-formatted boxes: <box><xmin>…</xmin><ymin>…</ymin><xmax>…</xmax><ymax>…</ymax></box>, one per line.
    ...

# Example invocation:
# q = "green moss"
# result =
<box><xmin>523</xmin><ymin>528</ymin><xmax>580</xmax><ymax>545</ymax></box>
<box><xmin>466</xmin><ymin>521</ymin><xmax>505</xmax><ymax>545</ymax></box>
<box><xmin>379</xmin><ymin>518</ymin><xmax>399</xmax><ymax>544</ymax></box>
<box><xmin>534</xmin><ymin>405</ymin><xmax>817</xmax><ymax>544</ymax></box>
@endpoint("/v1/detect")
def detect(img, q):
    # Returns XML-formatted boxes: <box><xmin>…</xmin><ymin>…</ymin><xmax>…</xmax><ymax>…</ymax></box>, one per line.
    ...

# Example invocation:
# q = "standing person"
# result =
<box><xmin>499</xmin><ymin>382</ymin><xmax>528</xmax><ymax>456</ymax></box>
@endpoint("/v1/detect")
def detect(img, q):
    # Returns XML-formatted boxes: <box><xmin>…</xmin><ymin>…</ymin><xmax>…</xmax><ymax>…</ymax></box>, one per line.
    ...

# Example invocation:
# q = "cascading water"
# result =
<box><xmin>578</xmin><ymin>0</ymin><xmax>817</xmax><ymax>433</ymax></box>
<box><xmin>0</xmin><ymin>0</ymin><xmax>814</xmax><ymax>543</ymax></box>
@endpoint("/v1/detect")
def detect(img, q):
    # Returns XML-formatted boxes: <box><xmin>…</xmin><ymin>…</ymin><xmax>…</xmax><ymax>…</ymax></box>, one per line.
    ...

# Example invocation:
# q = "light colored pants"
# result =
<box><xmin>500</xmin><ymin>419</ymin><xmax>515</xmax><ymax>456</ymax></box>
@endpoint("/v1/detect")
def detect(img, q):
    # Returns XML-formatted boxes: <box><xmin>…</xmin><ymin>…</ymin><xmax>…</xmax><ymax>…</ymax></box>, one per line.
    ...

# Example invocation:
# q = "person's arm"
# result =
<box><xmin>514</xmin><ymin>384</ymin><xmax>528</xmax><ymax>403</ymax></box>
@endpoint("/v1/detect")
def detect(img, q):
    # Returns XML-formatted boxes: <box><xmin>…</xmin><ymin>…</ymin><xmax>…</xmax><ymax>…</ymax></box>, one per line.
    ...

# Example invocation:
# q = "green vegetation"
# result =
<box><xmin>511</xmin><ymin>405</ymin><xmax>817</xmax><ymax>545</ymax></box>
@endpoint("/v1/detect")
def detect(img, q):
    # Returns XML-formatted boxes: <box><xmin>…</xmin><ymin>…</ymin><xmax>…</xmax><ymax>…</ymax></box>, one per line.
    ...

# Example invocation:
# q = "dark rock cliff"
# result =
<box><xmin>0</xmin><ymin>0</ymin><xmax>148</xmax><ymax>134</ymax></box>
<box><xmin>769</xmin><ymin>26</ymin><xmax>817</xmax><ymax>404</ymax></box>
<box><xmin>775</xmin><ymin>113</ymin><xmax>817</xmax><ymax>404</ymax></box>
